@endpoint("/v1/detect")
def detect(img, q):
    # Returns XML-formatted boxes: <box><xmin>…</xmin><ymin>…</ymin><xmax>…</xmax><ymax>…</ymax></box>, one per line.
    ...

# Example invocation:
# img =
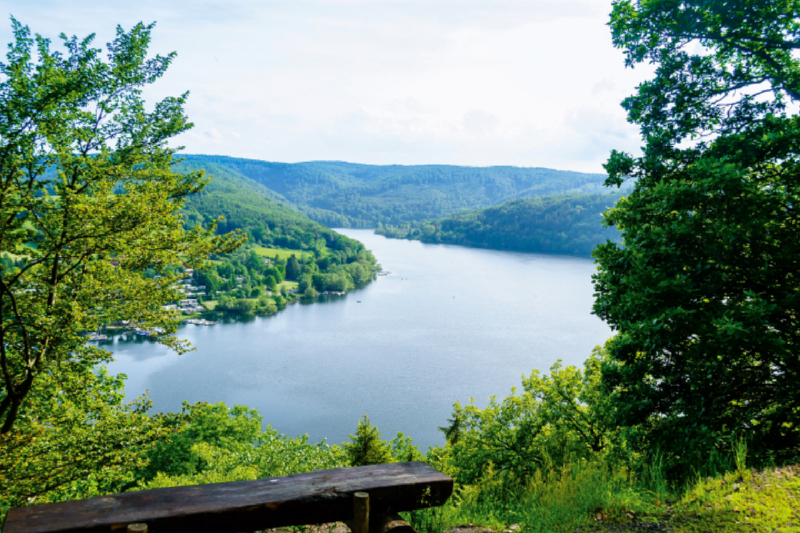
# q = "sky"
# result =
<box><xmin>2</xmin><ymin>0</ymin><xmax>652</xmax><ymax>173</ymax></box>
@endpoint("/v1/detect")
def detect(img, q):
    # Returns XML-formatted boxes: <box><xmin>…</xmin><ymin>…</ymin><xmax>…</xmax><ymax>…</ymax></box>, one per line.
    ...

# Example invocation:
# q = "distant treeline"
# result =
<box><xmin>180</xmin><ymin>155</ymin><xmax>609</xmax><ymax>228</ymax></box>
<box><xmin>376</xmin><ymin>192</ymin><xmax>625</xmax><ymax>257</ymax></box>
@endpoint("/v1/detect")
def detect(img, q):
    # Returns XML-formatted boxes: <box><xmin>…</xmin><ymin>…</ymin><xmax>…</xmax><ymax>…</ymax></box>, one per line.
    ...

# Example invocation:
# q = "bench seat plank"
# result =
<box><xmin>4</xmin><ymin>462</ymin><xmax>453</xmax><ymax>533</ymax></box>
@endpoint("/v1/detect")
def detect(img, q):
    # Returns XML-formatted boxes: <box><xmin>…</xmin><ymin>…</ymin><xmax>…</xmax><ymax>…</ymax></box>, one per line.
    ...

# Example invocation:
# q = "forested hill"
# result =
<box><xmin>175</xmin><ymin>159</ymin><xmax>371</xmax><ymax>255</ymax></box>
<box><xmin>376</xmin><ymin>192</ymin><xmax>625</xmax><ymax>257</ymax></box>
<box><xmin>180</xmin><ymin>154</ymin><xmax>609</xmax><ymax>228</ymax></box>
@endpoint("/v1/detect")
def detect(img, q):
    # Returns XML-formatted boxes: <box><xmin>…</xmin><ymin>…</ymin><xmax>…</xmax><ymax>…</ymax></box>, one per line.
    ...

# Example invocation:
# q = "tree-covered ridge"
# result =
<box><xmin>178</xmin><ymin>159</ymin><xmax>375</xmax><ymax>255</ymax></box>
<box><xmin>178</xmin><ymin>160</ymin><xmax>312</xmax><ymax>242</ymax></box>
<box><xmin>174</xmin><ymin>160</ymin><xmax>378</xmax><ymax>313</ymax></box>
<box><xmin>376</xmin><ymin>192</ymin><xmax>625</xmax><ymax>257</ymax></box>
<box><xmin>180</xmin><ymin>154</ymin><xmax>609</xmax><ymax>228</ymax></box>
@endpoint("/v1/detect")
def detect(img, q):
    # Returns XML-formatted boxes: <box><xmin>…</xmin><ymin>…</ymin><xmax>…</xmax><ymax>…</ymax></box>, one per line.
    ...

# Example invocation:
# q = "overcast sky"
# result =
<box><xmin>2</xmin><ymin>0</ymin><xmax>651</xmax><ymax>173</ymax></box>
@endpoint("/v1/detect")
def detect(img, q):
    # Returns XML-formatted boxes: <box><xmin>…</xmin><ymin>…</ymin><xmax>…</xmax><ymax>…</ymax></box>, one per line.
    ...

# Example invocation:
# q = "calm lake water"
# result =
<box><xmin>107</xmin><ymin>229</ymin><xmax>612</xmax><ymax>451</ymax></box>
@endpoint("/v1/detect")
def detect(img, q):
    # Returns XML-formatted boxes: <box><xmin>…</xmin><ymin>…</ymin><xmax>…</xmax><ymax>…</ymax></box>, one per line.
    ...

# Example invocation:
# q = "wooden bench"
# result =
<box><xmin>4</xmin><ymin>462</ymin><xmax>453</xmax><ymax>533</ymax></box>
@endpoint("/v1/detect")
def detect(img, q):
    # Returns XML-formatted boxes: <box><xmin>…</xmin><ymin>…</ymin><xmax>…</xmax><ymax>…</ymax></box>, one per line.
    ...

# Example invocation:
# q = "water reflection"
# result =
<box><xmin>109</xmin><ymin>230</ymin><xmax>612</xmax><ymax>451</ymax></box>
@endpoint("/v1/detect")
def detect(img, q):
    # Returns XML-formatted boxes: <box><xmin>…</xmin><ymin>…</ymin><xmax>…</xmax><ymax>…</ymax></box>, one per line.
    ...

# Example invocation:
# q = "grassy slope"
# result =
<box><xmin>582</xmin><ymin>465</ymin><xmax>800</xmax><ymax>533</ymax></box>
<box><xmin>179</xmin><ymin>155</ymin><xmax>612</xmax><ymax>228</ymax></box>
<box><xmin>665</xmin><ymin>465</ymin><xmax>800</xmax><ymax>532</ymax></box>
<box><xmin>406</xmin><ymin>464</ymin><xmax>800</xmax><ymax>533</ymax></box>
<box><xmin>252</xmin><ymin>246</ymin><xmax>314</xmax><ymax>261</ymax></box>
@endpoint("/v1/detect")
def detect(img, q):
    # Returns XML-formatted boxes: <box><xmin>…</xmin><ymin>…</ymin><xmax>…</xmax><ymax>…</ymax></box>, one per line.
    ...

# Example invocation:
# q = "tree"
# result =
<box><xmin>0</xmin><ymin>19</ymin><xmax>242</xmax><ymax>435</ymax></box>
<box><xmin>245</xmin><ymin>251</ymin><xmax>262</xmax><ymax>272</ymax></box>
<box><xmin>343</xmin><ymin>415</ymin><xmax>393</xmax><ymax>467</ymax></box>
<box><xmin>441</xmin><ymin>352</ymin><xmax>616</xmax><ymax>485</ymax></box>
<box><xmin>137</xmin><ymin>403</ymin><xmax>262</xmax><ymax>482</ymax></box>
<box><xmin>285</xmin><ymin>254</ymin><xmax>301</xmax><ymax>280</ymax></box>
<box><xmin>137</xmin><ymin>402</ymin><xmax>345</xmax><ymax>490</ymax></box>
<box><xmin>594</xmin><ymin>0</ymin><xmax>800</xmax><ymax>473</ymax></box>
<box><xmin>302</xmin><ymin>287</ymin><xmax>318</xmax><ymax>300</ymax></box>
<box><xmin>0</xmin><ymin>369</ymin><xmax>182</xmax><ymax>513</ymax></box>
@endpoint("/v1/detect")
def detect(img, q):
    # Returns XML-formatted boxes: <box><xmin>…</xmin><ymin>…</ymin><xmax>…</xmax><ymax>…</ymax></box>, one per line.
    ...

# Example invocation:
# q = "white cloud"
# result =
<box><xmin>1</xmin><ymin>0</ymin><xmax>651</xmax><ymax>172</ymax></box>
<box><xmin>462</xmin><ymin>110</ymin><xmax>500</xmax><ymax>136</ymax></box>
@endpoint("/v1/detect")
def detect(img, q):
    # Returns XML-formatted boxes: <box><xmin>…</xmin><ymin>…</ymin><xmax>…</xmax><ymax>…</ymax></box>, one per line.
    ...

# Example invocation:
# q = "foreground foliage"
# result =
<box><xmin>407</xmin><ymin>463</ymin><xmax>800</xmax><ymax>533</ymax></box>
<box><xmin>4</xmin><ymin>353</ymin><xmax>795</xmax><ymax>533</ymax></box>
<box><xmin>438</xmin><ymin>351</ymin><xmax>619</xmax><ymax>486</ymax></box>
<box><xmin>0</xmin><ymin>19</ymin><xmax>241</xmax><ymax>517</ymax></box>
<box><xmin>407</xmin><ymin>355</ymin><xmax>799</xmax><ymax>533</ymax></box>
<box><xmin>137</xmin><ymin>403</ymin><xmax>347</xmax><ymax>489</ymax></box>
<box><xmin>0</xmin><ymin>369</ymin><xmax>180</xmax><ymax>519</ymax></box>
<box><xmin>593</xmin><ymin>0</ymin><xmax>800</xmax><ymax>476</ymax></box>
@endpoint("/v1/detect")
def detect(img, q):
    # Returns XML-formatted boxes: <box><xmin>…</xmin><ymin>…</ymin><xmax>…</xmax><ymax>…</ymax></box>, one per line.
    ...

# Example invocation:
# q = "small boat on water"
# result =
<box><xmin>134</xmin><ymin>327</ymin><xmax>164</xmax><ymax>336</ymax></box>
<box><xmin>185</xmin><ymin>318</ymin><xmax>217</xmax><ymax>326</ymax></box>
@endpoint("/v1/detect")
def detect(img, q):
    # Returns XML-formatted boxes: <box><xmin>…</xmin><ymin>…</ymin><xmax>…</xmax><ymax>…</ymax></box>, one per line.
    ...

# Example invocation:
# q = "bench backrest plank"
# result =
<box><xmin>4</xmin><ymin>462</ymin><xmax>452</xmax><ymax>533</ymax></box>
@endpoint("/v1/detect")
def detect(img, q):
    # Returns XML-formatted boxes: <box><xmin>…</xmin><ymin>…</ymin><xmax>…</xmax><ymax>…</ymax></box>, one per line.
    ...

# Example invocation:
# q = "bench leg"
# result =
<box><xmin>354</xmin><ymin>492</ymin><xmax>369</xmax><ymax>533</ymax></box>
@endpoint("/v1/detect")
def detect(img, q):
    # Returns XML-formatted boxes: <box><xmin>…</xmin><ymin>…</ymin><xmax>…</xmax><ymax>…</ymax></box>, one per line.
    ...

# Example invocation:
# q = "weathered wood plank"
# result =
<box><xmin>4</xmin><ymin>462</ymin><xmax>452</xmax><ymax>533</ymax></box>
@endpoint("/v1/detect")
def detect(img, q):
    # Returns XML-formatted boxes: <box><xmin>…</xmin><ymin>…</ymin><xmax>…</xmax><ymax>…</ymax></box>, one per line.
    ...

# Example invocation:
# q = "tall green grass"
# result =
<box><xmin>406</xmin><ymin>438</ymin><xmax>800</xmax><ymax>533</ymax></box>
<box><xmin>405</xmin><ymin>458</ymin><xmax>667</xmax><ymax>533</ymax></box>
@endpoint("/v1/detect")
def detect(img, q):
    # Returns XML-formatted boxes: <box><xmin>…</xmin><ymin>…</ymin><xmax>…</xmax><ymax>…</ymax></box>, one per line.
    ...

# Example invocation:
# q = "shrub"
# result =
<box><xmin>344</xmin><ymin>416</ymin><xmax>393</xmax><ymax>467</ymax></box>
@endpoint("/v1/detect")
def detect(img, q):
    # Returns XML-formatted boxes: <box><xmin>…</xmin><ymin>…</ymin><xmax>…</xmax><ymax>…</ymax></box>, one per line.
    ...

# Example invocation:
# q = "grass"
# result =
<box><xmin>278</xmin><ymin>281</ymin><xmax>298</xmax><ymax>291</ymax></box>
<box><xmin>201</xmin><ymin>300</ymin><xmax>217</xmax><ymax>310</ymax></box>
<box><xmin>666</xmin><ymin>465</ymin><xmax>800</xmax><ymax>532</ymax></box>
<box><xmin>252</xmin><ymin>246</ymin><xmax>313</xmax><ymax>261</ymax></box>
<box><xmin>404</xmin><ymin>461</ymin><xmax>659</xmax><ymax>533</ymax></box>
<box><xmin>404</xmin><ymin>462</ymin><xmax>800</xmax><ymax>533</ymax></box>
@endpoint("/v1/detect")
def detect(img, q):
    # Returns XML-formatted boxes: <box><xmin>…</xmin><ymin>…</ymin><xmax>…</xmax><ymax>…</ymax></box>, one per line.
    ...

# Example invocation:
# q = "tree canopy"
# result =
<box><xmin>0</xmin><ymin>19</ymin><xmax>240</xmax><ymax>504</ymax></box>
<box><xmin>594</xmin><ymin>0</ymin><xmax>800</xmax><ymax>473</ymax></box>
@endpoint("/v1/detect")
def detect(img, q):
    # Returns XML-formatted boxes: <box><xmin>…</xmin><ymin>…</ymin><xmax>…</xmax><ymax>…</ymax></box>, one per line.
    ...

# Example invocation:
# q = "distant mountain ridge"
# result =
<box><xmin>181</xmin><ymin>155</ymin><xmax>611</xmax><ymax>228</ymax></box>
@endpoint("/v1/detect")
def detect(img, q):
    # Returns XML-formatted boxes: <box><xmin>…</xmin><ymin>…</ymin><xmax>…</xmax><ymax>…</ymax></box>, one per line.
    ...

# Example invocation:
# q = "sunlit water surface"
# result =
<box><xmin>108</xmin><ymin>229</ymin><xmax>612</xmax><ymax>450</ymax></box>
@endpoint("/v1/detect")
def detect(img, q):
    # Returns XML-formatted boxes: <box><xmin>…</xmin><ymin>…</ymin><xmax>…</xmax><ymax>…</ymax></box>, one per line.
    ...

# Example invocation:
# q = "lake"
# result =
<box><xmin>107</xmin><ymin>229</ymin><xmax>612</xmax><ymax>451</ymax></box>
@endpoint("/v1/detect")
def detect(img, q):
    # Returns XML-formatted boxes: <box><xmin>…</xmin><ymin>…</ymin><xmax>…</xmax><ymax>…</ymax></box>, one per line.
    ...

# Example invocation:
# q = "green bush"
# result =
<box><xmin>136</xmin><ymin>402</ymin><xmax>346</xmax><ymax>489</ymax></box>
<box><xmin>344</xmin><ymin>416</ymin><xmax>393</xmax><ymax>467</ymax></box>
<box><xmin>302</xmin><ymin>287</ymin><xmax>318</xmax><ymax>299</ymax></box>
<box><xmin>440</xmin><ymin>349</ymin><xmax>625</xmax><ymax>486</ymax></box>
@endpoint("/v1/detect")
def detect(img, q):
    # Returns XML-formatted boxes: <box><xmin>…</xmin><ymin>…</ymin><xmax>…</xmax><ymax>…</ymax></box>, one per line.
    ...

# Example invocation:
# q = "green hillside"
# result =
<box><xmin>178</xmin><ymin>159</ymin><xmax>352</xmax><ymax>252</ymax></box>
<box><xmin>376</xmin><ymin>192</ymin><xmax>625</xmax><ymax>257</ymax></box>
<box><xmin>173</xmin><ymin>160</ymin><xmax>378</xmax><ymax>312</ymax></box>
<box><xmin>180</xmin><ymin>155</ymin><xmax>611</xmax><ymax>228</ymax></box>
